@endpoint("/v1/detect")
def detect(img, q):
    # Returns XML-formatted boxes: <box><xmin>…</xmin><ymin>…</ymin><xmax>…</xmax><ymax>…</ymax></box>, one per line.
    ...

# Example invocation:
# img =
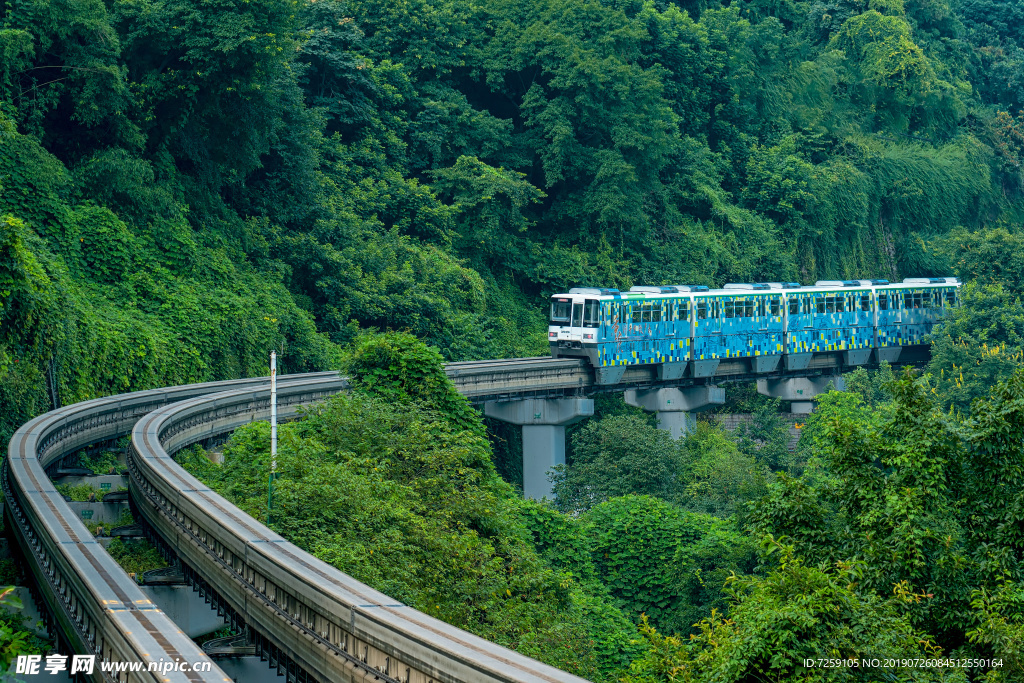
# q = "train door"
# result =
<box><xmin>582</xmin><ymin>299</ymin><xmax>600</xmax><ymax>343</ymax></box>
<box><xmin>875</xmin><ymin>287</ymin><xmax>902</xmax><ymax>352</ymax></box>
<box><xmin>879</xmin><ymin>289</ymin><xmax>903</xmax><ymax>327</ymax></box>
<box><xmin>568</xmin><ymin>298</ymin><xmax>585</xmax><ymax>345</ymax></box>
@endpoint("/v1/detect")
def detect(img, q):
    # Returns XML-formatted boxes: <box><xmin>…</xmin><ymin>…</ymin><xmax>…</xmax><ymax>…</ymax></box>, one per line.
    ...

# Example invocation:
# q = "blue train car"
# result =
<box><xmin>875</xmin><ymin>278</ymin><xmax>959</xmax><ymax>360</ymax></box>
<box><xmin>691</xmin><ymin>284</ymin><xmax>787</xmax><ymax>376</ymax></box>
<box><xmin>783</xmin><ymin>280</ymin><xmax>881</xmax><ymax>370</ymax></box>
<box><xmin>549</xmin><ymin>286</ymin><xmax>701</xmax><ymax>384</ymax></box>
<box><xmin>548</xmin><ymin>277</ymin><xmax>959</xmax><ymax>384</ymax></box>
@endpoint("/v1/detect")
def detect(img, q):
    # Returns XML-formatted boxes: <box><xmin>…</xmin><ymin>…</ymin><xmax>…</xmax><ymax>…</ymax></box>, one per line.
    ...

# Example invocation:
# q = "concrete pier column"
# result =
<box><xmin>756</xmin><ymin>376</ymin><xmax>845</xmax><ymax>414</ymax></box>
<box><xmin>484</xmin><ymin>398</ymin><xmax>594</xmax><ymax>500</ymax></box>
<box><xmin>623</xmin><ymin>386</ymin><xmax>725</xmax><ymax>439</ymax></box>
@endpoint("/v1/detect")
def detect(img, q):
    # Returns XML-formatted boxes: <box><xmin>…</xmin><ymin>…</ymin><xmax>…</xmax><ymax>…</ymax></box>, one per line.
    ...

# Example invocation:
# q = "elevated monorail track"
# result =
<box><xmin>444</xmin><ymin>347</ymin><xmax>928</xmax><ymax>404</ymax></box>
<box><xmin>4</xmin><ymin>351</ymin><xmax>929</xmax><ymax>682</ymax></box>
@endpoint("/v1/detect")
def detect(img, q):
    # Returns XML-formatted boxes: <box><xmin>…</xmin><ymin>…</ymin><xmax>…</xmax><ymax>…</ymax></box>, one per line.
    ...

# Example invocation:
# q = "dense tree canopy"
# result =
<box><xmin>7</xmin><ymin>0</ymin><xmax>1024</xmax><ymax>446</ymax></box>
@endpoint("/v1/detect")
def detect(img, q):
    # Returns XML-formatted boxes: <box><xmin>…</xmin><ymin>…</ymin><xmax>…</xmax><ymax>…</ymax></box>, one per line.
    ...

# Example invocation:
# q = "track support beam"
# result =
<box><xmin>484</xmin><ymin>398</ymin><xmax>594</xmax><ymax>500</ymax></box>
<box><xmin>756</xmin><ymin>376</ymin><xmax>845</xmax><ymax>414</ymax></box>
<box><xmin>624</xmin><ymin>386</ymin><xmax>725</xmax><ymax>439</ymax></box>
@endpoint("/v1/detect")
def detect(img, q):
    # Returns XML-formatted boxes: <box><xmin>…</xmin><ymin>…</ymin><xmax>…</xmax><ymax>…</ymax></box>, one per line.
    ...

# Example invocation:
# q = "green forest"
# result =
<box><xmin>8</xmin><ymin>0</ymin><xmax>1024</xmax><ymax>679</ymax></box>
<box><xmin>8</xmin><ymin>0</ymin><xmax>1024</xmax><ymax>439</ymax></box>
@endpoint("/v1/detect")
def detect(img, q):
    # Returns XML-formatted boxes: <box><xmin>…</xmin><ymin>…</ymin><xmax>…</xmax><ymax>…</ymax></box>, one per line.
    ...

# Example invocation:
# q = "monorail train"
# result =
<box><xmin>548</xmin><ymin>278</ymin><xmax>960</xmax><ymax>385</ymax></box>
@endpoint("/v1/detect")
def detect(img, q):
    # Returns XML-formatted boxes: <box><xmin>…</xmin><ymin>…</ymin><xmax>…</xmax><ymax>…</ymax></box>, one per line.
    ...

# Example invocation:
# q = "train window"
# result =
<box><xmin>697</xmin><ymin>301</ymin><xmax>707</xmax><ymax>320</ymax></box>
<box><xmin>836</xmin><ymin>296</ymin><xmax>845</xmax><ymax>313</ymax></box>
<box><xmin>642</xmin><ymin>304</ymin><xmax>652</xmax><ymax>323</ymax></box>
<box><xmin>923</xmin><ymin>292</ymin><xmax>934</xmax><ymax>309</ymax></box>
<box><xmin>550</xmin><ymin>299</ymin><xmax>571</xmax><ymax>323</ymax></box>
<box><xmin>861</xmin><ymin>294</ymin><xmax>871</xmax><ymax>311</ymax></box>
<box><xmin>878</xmin><ymin>293</ymin><xmax>888</xmax><ymax>310</ymax></box>
<box><xmin>946</xmin><ymin>289</ymin><xmax>957</xmax><ymax>306</ymax></box>
<box><xmin>631</xmin><ymin>305</ymin><xmax>642</xmax><ymax>323</ymax></box>
<box><xmin>758</xmin><ymin>299</ymin><xmax>765</xmax><ymax>316</ymax></box>
<box><xmin>572</xmin><ymin>302</ymin><xmax>583</xmax><ymax>326</ymax></box>
<box><xmin>723</xmin><ymin>300</ymin><xmax>734</xmax><ymax>318</ymax></box>
<box><xmin>745</xmin><ymin>300</ymin><xmax>755</xmax><ymax>317</ymax></box>
<box><xmin>817</xmin><ymin>297</ymin><xmax>826</xmax><ymax>314</ymax></box>
<box><xmin>583</xmin><ymin>300</ymin><xmax>600</xmax><ymax>327</ymax></box>
<box><xmin>771</xmin><ymin>298</ymin><xmax>781</xmax><ymax>316</ymax></box>
<box><xmin>825</xmin><ymin>296</ymin><xmax>835</xmax><ymax>313</ymax></box>
<box><xmin>678</xmin><ymin>301</ymin><xmax>690</xmax><ymax>321</ymax></box>
<box><xmin>652</xmin><ymin>304</ymin><xmax>662</xmax><ymax>323</ymax></box>
<box><xmin>789</xmin><ymin>298</ymin><xmax>799</xmax><ymax>315</ymax></box>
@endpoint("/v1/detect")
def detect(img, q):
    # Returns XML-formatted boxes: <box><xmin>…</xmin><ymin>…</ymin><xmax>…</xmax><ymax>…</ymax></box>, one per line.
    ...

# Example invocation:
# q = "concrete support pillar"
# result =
<box><xmin>623</xmin><ymin>386</ymin><xmax>725</xmax><ymax>439</ymax></box>
<box><xmin>521</xmin><ymin>425</ymin><xmax>566</xmax><ymax>501</ymax></box>
<box><xmin>756</xmin><ymin>376</ymin><xmax>845</xmax><ymax>414</ymax></box>
<box><xmin>654</xmin><ymin>411</ymin><xmax>696</xmax><ymax>440</ymax></box>
<box><xmin>484</xmin><ymin>398</ymin><xmax>594</xmax><ymax>500</ymax></box>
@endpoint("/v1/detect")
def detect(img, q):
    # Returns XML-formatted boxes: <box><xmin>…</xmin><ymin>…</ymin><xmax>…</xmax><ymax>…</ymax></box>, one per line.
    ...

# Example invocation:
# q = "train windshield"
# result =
<box><xmin>550</xmin><ymin>298</ymin><xmax>571</xmax><ymax>324</ymax></box>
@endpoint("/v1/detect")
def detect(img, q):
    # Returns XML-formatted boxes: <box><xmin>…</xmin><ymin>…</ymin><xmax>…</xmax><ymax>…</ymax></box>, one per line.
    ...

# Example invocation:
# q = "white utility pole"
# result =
<box><xmin>270</xmin><ymin>350</ymin><xmax>278</xmax><ymax>472</ymax></box>
<box><xmin>268</xmin><ymin>350</ymin><xmax>278</xmax><ymax>525</ymax></box>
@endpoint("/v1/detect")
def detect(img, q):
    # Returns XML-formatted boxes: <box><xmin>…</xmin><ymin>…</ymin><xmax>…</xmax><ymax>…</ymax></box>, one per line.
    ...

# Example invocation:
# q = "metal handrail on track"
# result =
<box><xmin>129</xmin><ymin>378</ymin><xmax>589</xmax><ymax>683</ymax></box>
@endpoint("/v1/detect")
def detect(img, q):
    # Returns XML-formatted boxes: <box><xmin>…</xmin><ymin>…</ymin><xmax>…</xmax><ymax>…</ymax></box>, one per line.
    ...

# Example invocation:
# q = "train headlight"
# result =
<box><xmin>548</xmin><ymin>332</ymin><xmax>557</xmax><ymax>338</ymax></box>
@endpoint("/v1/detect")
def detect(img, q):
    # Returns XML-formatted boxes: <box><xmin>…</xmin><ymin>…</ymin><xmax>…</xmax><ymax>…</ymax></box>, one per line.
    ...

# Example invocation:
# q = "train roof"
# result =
<box><xmin>555</xmin><ymin>277</ymin><xmax>960</xmax><ymax>299</ymax></box>
<box><xmin>876</xmin><ymin>277</ymin><xmax>960</xmax><ymax>288</ymax></box>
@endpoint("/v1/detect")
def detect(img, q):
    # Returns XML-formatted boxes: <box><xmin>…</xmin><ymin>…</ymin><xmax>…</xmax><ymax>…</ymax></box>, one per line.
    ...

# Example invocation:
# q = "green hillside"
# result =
<box><xmin>5</xmin><ymin>0</ymin><xmax>1024</xmax><ymax>441</ymax></box>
